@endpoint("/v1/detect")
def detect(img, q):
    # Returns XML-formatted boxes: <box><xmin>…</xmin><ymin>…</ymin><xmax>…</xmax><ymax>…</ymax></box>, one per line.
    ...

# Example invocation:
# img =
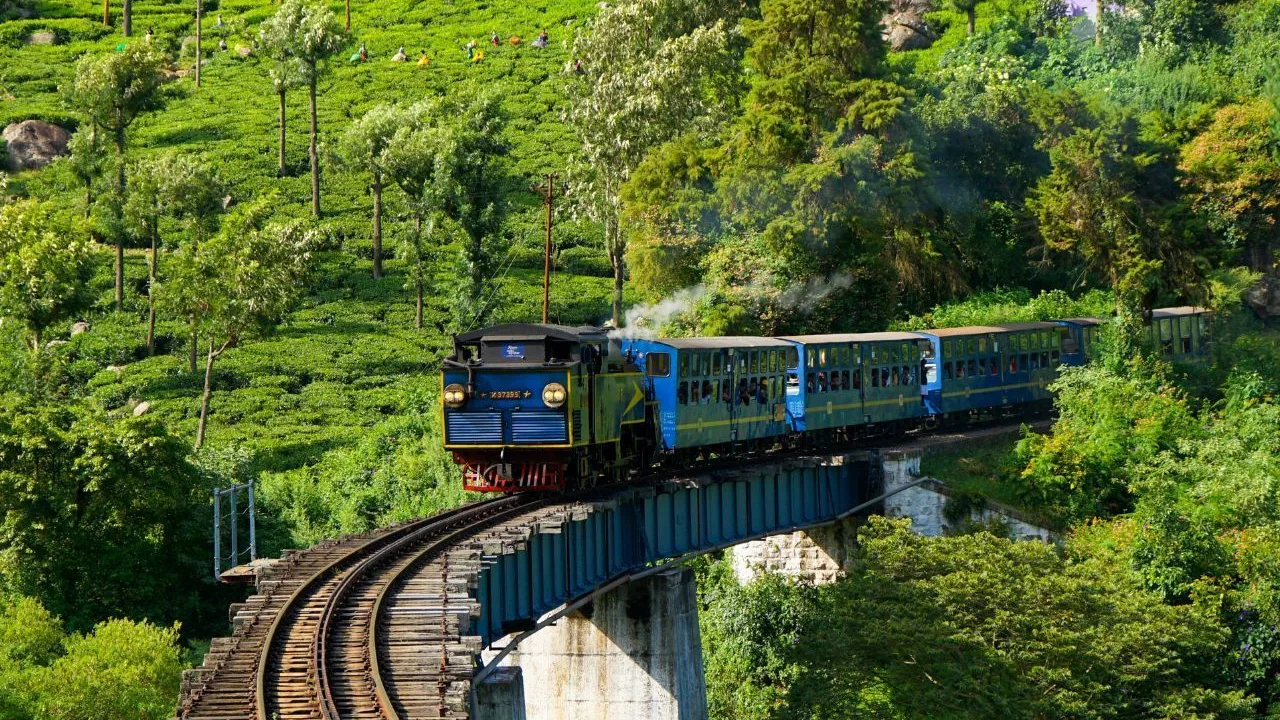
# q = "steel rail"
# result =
<box><xmin>314</xmin><ymin>495</ymin><xmax>543</xmax><ymax>720</ymax></box>
<box><xmin>252</xmin><ymin>497</ymin><xmax>513</xmax><ymax>720</ymax></box>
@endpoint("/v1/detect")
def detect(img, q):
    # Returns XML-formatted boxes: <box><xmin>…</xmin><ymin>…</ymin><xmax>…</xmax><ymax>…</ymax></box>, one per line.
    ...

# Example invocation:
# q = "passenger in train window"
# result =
<box><xmin>852</xmin><ymin>370</ymin><xmax>862</xmax><ymax>389</ymax></box>
<box><xmin>678</xmin><ymin>382</ymin><xmax>688</xmax><ymax>405</ymax></box>
<box><xmin>721</xmin><ymin>381</ymin><xmax>732</xmax><ymax>404</ymax></box>
<box><xmin>890</xmin><ymin>368</ymin><xmax>899</xmax><ymax>386</ymax></box>
<box><xmin>807</xmin><ymin>372</ymin><xmax>816</xmax><ymax>393</ymax></box>
<box><xmin>967</xmin><ymin>359</ymin><xmax>977</xmax><ymax>377</ymax></box>
<box><xmin>944</xmin><ymin>362</ymin><xmax>953</xmax><ymax>380</ymax></box>
<box><xmin>690</xmin><ymin>382</ymin><xmax>701</xmax><ymax>404</ymax></box>
<box><xmin>989</xmin><ymin>358</ymin><xmax>999</xmax><ymax>375</ymax></box>
<box><xmin>701</xmin><ymin>380</ymin><xmax>713</xmax><ymax>403</ymax></box>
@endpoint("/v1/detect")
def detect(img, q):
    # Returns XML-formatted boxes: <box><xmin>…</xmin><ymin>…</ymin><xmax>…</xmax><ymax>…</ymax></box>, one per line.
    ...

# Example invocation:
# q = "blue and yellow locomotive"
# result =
<box><xmin>441</xmin><ymin>308</ymin><xmax>1213</xmax><ymax>492</ymax></box>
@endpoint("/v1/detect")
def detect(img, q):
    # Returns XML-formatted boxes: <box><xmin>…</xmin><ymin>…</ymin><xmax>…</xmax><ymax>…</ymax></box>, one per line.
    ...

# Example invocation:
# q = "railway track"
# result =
<box><xmin>178</xmin><ymin>495</ymin><xmax>551</xmax><ymax>720</ymax></box>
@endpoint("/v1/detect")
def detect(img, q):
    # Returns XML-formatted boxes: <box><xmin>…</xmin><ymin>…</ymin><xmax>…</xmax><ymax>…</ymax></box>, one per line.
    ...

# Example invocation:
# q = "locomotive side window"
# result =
<box><xmin>647</xmin><ymin>352</ymin><xmax>671</xmax><ymax>377</ymax></box>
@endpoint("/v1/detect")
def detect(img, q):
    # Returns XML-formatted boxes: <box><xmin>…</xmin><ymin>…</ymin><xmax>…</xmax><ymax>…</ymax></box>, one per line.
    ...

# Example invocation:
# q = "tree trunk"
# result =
<box><xmin>195</xmin><ymin>0</ymin><xmax>202</xmax><ymax>88</ymax></box>
<box><xmin>607</xmin><ymin>218</ymin><xmax>623</xmax><ymax>328</ymax></box>
<box><xmin>345</xmin><ymin>0</ymin><xmax>351</xmax><ymax>32</ymax></box>
<box><xmin>372</xmin><ymin>173</ymin><xmax>383</xmax><ymax>279</ymax></box>
<box><xmin>84</xmin><ymin>184</ymin><xmax>93</xmax><ymax>219</ymax></box>
<box><xmin>1094</xmin><ymin>8</ymin><xmax>1102</xmax><ymax>46</ymax></box>
<box><xmin>114</xmin><ymin>125</ymin><xmax>126</xmax><ymax>311</ymax></box>
<box><xmin>115</xmin><ymin>240</ymin><xmax>124</xmax><ymax>311</ymax></box>
<box><xmin>308</xmin><ymin>78</ymin><xmax>320</xmax><ymax>218</ymax></box>
<box><xmin>415</xmin><ymin>275</ymin><xmax>424</xmax><ymax>329</ymax></box>
<box><xmin>196</xmin><ymin>340</ymin><xmax>217</xmax><ymax>450</ymax></box>
<box><xmin>414</xmin><ymin>214</ymin><xmax>423</xmax><ymax>328</ymax></box>
<box><xmin>966</xmin><ymin>7</ymin><xmax>975</xmax><ymax>35</ymax></box>
<box><xmin>32</xmin><ymin>327</ymin><xmax>42</xmax><ymax>353</ymax></box>
<box><xmin>122</xmin><ymin>0</ymin><xmax>131</xmax><ymax>35</ymax></box>
<box><xmin>103</xmin><ymin>0</ymin><xmax>109</xmax><ymax>27</ymax></box>
<box><xmin>146</xmin><ymin>226</ymin><xmax>157</xmax><ymax>355</ymax></box>
<box><xmin>277</xmin><ymin>88</ymin><xmax>287</xmax><ymax>177</ymax></box>
<box><xmin>189</xmin><ymin>318</ymin><xmax>198</xmax><ymax>373</ymax></box>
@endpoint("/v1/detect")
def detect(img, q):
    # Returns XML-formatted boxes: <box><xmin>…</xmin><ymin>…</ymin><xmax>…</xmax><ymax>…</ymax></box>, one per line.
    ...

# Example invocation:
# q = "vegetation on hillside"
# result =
<box><xmin>0</xmin><ymin>0</ymin><xmax>1278</xmax><ymax>713</ymax></box>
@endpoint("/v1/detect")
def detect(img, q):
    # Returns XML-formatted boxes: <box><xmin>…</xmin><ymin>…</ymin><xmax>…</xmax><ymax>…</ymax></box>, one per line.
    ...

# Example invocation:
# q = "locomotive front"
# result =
<box><xmin>441</xmin><ymin>324</ymin><xmax>602</xmax><ymax>492</ymax></box>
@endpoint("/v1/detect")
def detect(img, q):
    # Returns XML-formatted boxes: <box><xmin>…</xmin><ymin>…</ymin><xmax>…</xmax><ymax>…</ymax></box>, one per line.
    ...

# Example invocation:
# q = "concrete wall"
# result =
<box><xmin>881</xmin><ymin>448</ymin><xmax>1054</xmax><ymax>542</ymax></box>
<box><xmin>488</xmin><ymin>567</ymin><xmax>706</xmax><ymax>720</ymax></box>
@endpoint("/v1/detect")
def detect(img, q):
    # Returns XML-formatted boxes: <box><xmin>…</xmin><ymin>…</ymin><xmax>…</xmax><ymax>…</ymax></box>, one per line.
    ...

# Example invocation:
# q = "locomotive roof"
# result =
<box><xmin>918</xmin><ymin>321</ymin><xmax>1061</xmax><ymax>337</ymax></box>
<box><xmin>455</xmin><ymin>323</ymin><xmax>606</xmax><ymax>343</ymax></box>
<box><xmin>1152</xmin><ymin>306</ymin><xmax>1208</xmax><ymax>318</ymax></box>
<box><xmin>651</xmin><ymin>336</ymin><xmax>796</xmax><ymax>350</ymax></box>
<box><xmin>780</xmin><ymin>331</ymin><xmax>924</xmax><ymax>344</ymax></box>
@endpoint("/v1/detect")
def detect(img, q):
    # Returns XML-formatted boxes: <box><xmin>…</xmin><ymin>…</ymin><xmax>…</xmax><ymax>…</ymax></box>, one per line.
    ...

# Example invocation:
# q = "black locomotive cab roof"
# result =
<box><xmin>450</xmin><ymin>323</ymin><xmax>608</xmax><ymax>365</ymax></box>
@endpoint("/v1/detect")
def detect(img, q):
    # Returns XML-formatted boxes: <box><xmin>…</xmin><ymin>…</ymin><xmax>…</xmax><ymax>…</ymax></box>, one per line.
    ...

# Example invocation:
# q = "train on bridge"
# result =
<box><xmin>441</xmin><ymin>306</ymin><xmax>1211</xmax><ymax>492</ymax></box>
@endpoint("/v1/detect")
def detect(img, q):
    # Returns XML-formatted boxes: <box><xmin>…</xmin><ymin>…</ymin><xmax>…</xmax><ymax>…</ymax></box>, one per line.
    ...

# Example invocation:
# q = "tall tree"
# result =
<box><xmin>121</xmin><ymin>0</ymin><xmax>131</xmax><ymax>36</ymax></box>
<box><xmin>567</xmin><ymin>0</ymin><xmax>740</xmax><ymax>326</ymax></box>
<box><xmin>0</xmin><ymin>201</ymin><xmax>90</xmax><ymax>353</ymax></box>
<box><xmin>295</xmin><ymin>1</ymin><xmax>344</xmax><ymax>217</ymax></box>
<box><xmin>335</xmin><ymin>104</ymin><xmax>400</xmax><ymax>279</ymax></box>
<box><xmin>952</xmin><ymin>0</ymin><xmax>979</xmax><ymax>34</ymax></box>
<box><xmin>1179</xmin><ymin>100</ymin><xmax>1280</xmax><ymax>273</ymax></box>
<box><xmin>258</xmin><ymin>0</ymin><xmax>306</xmax><ymax>178</ymax></box>
<box><xmin>64</xmin><ymin>127</ymin><xmax>107</xmax><ymax>219</ymax></box>
<box><xmin>1031</xmin><ymin>117</ymin><xmax>1207</xmax><ymax>317</ymax></box>
<box><xmin>125</xmin><ymin>153</ymin><xmax>224</xmax><ymax>358</ymax></box>
<box><xmin>162</xmin><ymin>199</ymin><xmax>312</xmax><ymax>449</ymax></box>
<box><xmin>64</xmin><ymin>44</ymin><xmax>166</xmax><ymax>311</ymax></box>
<box><xmin>435</xmin><ymin>93</ymin><xmax>509</xmax><ymax>325</ymax></box>
<box><xmin>379</xmin><ymin>100</ymin><xmax>445</xmax><ymax>329</ymax></box>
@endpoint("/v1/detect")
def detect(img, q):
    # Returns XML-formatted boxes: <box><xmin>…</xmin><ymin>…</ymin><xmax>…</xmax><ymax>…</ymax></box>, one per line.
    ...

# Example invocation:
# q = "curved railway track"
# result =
<box><xmin>179</xmin><ymin>495</ymin><xmax>548</xmax><ymax>720</ymax></box>
<box><xmin>179</xmin><ymin>419</ymin><xmax>1046</xmax><ymax>720</ymax></box>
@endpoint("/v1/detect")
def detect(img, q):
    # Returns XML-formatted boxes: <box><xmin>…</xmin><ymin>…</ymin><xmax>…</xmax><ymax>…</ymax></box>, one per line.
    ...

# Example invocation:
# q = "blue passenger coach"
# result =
<box><xmin>780</xmin><ymin>333</ymin><xmax>929</xmax><ymax>434</ymax></box>
<box><xmin>917</xmin><ymin>322</ymin><xmax>1063</xmax><ymax>417</ymax></box>
<box><xmin>623</xmin><ymin>336</ymin><xmax>795</xmax><ymax>453</ymax></box>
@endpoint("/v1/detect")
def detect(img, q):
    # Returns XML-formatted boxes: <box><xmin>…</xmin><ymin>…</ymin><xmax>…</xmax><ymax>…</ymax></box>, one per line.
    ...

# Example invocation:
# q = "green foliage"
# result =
<box><xmin>0</xmin><ymin>396</ymin><xmax>215</xmax><ymax>632</ymax></box>
<box><xmin>703</xmin><ymin>518</ymin><xmax>1253</xmax><ymax>719</ymax></box>
<box><xmin>34</xmin><ymin>618</ymin><xmax>184</xmax><ymax>720</ymax></box>
<box><xmin>1014</xmin><ymin>360</ymin><xmax>1197</xmax><ymax>522</ymax></box>
<box><xmin>0</xmin><ymin>200</ymin><xmax>91</xmax><ymax>350</ymax></box>
<box><xmin>894</xmin><ymin>287</ymin><xmax>1114</xmax><ymax>329</ymax></box>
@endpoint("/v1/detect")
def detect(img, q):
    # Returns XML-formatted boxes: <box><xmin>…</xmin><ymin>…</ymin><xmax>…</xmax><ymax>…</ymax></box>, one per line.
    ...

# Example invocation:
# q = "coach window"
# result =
<box><xmin>647</xmin><ymin>352</ymin><xmax>671</xmax><ymax>377</ymax></box>
<box><xmin>852</xmin><ymin>368</ymin><xmax>862</xmax><ymax>389</ymax></box>
<box><xmin>977</xmin><ymin>357</ymin><xmax>987</xmax><ymax>376</ymax></box>
<box><xmin>711</xmin><ymin>352</ymin><xmax>722</xmax><ymax>377</ymax></box>
<box><xmin>738</xmin><ymin>351</ymin><xmax>748</xmax><ymax>374</ymax></box>
<box><xmin>978</xmin><ymin>338</ymin><xmax>987</xmax><ymax>354</ymax></box>
<box><xmin>1019</xmin><ymin>352</ymin><xmax>1029</xmax><ymax>372</ymax></box>
<box><xmin>806</xmin><ymin>372</ymin><xmax>816</xmax><ymax>393</ymax></box>
<box><xmin>678</xmin><ymin>382</ymin><xmax>688</xmax><ymax>405</ymax></box>
<box><xmin>785</xmin><ymin>347</ymin><xmax>799</xmax><ymax>369</ymax></box>
<box><xmin>870</xmin><ymin>367</ymin><xmax>880</xmax><ymax>387</ymax></box>
<box><xmin>690</xmin><ymin>381</ymin><xmax>701</xmax><ymax>404</ymax></box>
<box><xmin>1040</xmin><ymin>350</ymin><xmax>1050</xmax><ymax>369</ymax></box>
<box><xmin>679</xmin><ymin>354</ymin><xmax>690</xmax><ymax>379</ymax></box>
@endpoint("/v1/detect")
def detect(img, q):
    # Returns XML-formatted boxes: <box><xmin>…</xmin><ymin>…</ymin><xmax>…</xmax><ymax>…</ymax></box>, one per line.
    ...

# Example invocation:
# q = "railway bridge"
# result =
<box><xmin>178</xmin><ymin>428</ymin><xmax>1030</xmax><ymax>720</ymax></box>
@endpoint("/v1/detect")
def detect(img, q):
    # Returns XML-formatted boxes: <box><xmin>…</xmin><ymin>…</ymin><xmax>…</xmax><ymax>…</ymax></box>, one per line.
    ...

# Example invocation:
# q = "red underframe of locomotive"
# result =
<box><xmin>455</xmin><ymin>452</ymin><xmax>568</xmax><ymax>492</ymax></box>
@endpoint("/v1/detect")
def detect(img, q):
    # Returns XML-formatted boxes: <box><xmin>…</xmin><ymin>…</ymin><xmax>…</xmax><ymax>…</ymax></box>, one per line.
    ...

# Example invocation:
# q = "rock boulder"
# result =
<box><xmin>1245</xmin><ymin>273</ymin><xmax>1280</xmax><ymax>319</ymax></box>
<box><xmin>2</xmin><ymin>120</ymin><xmax>71</xmax><ymax>172</ymax></box>
<box><xmin>882</xmin><ymin>0</ymin><xmax>938</xmax><ymax>51</ymax></box>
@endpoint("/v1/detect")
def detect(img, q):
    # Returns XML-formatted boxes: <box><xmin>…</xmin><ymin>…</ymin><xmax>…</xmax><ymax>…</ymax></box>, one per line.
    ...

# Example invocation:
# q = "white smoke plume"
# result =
<box><xmin>774</xmin><ymin>273</ymin><xmax>855</xmax><ymax>313</ymax></box>
<box><xmin>611</xmin><ymin>284</ymin><xmax>707</xmax><ymax>339</ymax></box>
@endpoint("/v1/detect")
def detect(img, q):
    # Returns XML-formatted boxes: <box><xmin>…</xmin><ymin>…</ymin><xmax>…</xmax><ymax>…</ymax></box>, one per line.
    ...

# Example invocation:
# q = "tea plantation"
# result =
<box><xmin>1</xmin><ymin>0</ymin><xmax>632</xmax><ymax>544</ymax></box>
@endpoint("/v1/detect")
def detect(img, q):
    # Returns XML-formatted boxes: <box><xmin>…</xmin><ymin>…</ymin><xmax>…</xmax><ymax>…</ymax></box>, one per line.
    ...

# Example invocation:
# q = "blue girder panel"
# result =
<box><xmin>471</xmin><ymin>454</ymin><xmax>872</xmax><ymax>648</ymax></box>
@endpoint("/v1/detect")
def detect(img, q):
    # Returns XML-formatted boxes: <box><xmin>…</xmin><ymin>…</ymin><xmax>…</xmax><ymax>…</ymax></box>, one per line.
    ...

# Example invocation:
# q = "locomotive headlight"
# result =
<box><xmin>541</xmin><ymin>382</ymin><xmax>568</xmax><ymax>408</ymax></box>
<box><xmin>443</xmin><ymin>383</ymin><xmax>467</xmax><ymax>408</ymax></box>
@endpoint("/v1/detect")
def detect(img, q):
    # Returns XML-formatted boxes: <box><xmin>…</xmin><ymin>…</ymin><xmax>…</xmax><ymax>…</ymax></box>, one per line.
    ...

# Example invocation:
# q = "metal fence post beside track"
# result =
<box><xmin>212</xmin><ymin>488</ymin><xmax>221</xmax><ymax>582</ymax></box>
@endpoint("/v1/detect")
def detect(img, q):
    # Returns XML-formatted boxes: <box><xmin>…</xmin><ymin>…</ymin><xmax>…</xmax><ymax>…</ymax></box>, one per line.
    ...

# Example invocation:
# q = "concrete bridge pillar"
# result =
<box><xmin>484</xmin><ymin>567</ymin><xmax>706</xmax><ymax>720</ymax></box>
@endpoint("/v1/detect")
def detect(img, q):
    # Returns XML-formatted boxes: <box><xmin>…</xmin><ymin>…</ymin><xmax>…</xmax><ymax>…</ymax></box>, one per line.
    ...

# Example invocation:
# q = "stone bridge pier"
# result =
<box><xmin>476</xmin><ymin>567</ymin><xmax>705</xmax><ymax>720</ymax></box>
